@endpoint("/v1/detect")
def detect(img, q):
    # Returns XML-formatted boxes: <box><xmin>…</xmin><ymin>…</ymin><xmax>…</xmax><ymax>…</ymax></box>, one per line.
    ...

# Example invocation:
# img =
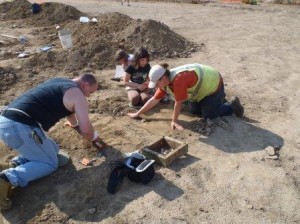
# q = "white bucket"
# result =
<box><xmin>58</xmin><ymin>29</ymin><xmax>73</xmax><ymax>49</ymax></box>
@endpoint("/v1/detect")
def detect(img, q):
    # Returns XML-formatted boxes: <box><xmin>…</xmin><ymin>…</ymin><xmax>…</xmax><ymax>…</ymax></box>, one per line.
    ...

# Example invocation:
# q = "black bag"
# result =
<box><xmin>125</xmin><ymin>152</ymin><xmax>155</xmax><ymax>184</ymax></box>
<box><xmin>107</xmin><ymin>161</ymin><xmax>126</xmax><ymax>194</ymax></box>
<box><xmin>32</xmin><ymin>3</ymin><xmax>41</xmax><ymax>14</ymax></box>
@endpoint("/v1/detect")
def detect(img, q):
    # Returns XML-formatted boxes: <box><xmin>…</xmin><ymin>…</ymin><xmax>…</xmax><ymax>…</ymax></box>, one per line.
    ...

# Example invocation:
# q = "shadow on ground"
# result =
<box><xmin>181</xmin><ymin>116</ymin><xmax>284</xmax><ymax>153</ymax></box>
<box><xmin>0</xmin><ymin>116</ymin><xmax>284</xmax><ymax>223</ymax></box>
<box><xmin>0</xmin><ymin>147</ymin><xmax>186</xmax><ymax>223</ymax></box>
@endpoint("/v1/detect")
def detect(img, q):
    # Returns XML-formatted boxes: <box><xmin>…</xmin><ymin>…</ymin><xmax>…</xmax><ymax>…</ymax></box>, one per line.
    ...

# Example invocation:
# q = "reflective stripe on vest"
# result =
<box><xmin>164</xmin><ymin>64</ymin><xmax>220</xmax><ymax>102</ymax></box>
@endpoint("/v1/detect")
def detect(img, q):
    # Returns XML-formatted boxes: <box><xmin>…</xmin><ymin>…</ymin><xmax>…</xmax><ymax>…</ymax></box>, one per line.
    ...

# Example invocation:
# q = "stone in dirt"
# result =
<box><xmin>265</xmin><ymin>146</ymin><xmax>276</xmax><ymax>156</ymax></box>
<box><xmin>267</xmin><ymin>154</ymin><xmax>279</xmax><ymax>160</ymax></box>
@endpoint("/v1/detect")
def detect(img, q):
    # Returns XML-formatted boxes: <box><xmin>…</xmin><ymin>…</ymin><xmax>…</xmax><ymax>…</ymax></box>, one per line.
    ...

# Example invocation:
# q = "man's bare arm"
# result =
<box><xmin>127</xmin><ymin>96</ymin><xmax>160</xmax><ymax>118</ymax></box>
<box><xmin>64</xmin><ymin>88</ymin><xmax>94</xmax><ymax>140</ymax></box>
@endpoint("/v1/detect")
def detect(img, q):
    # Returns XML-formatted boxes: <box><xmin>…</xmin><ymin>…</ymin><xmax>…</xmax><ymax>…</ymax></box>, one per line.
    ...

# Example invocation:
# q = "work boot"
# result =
<box><xmin>230</xmin><ymin>96</ymin><xmax>244</xmax><ymax>117</ymax></box>
<box><xmin>0</xmin><ymin>178</ymin><xmax>12</xmax><ymax>210</ymax></box>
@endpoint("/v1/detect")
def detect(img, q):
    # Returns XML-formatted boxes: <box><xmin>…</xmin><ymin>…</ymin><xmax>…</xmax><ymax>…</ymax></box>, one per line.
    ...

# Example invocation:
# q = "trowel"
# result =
<box><xmin>1</xmin><ymin>34</ymin><xmax>27</xmax><ymax>43</ymax></box>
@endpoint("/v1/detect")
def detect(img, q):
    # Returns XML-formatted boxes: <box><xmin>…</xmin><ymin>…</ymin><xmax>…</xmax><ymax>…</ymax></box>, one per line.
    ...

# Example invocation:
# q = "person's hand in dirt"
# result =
<box><xmin>171</xmin><ymin>121</ymin><xmax>184</xmax><ymax>131</ymax></box>
<box><xmin>127</xmin><ymin>112</ymin><xmax>140</xmax><ymax>119</ymax></box>
<box><xmin>127</xmin><ymin>97</ymin><xmax>160</xmax><ymax>119</ymax></box>
<box><xmin>171</xmin><ymin>101</ymin><xmax>184</xmax><ymax>130</ymax></box>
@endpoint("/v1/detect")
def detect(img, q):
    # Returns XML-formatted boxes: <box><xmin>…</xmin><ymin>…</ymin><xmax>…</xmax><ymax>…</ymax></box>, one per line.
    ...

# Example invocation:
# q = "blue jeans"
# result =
<box><xmin>0</xmin><ymin>116</ymin><xmax>58</xmax><ymax>187</ymax></box>
<box><xmin>188</xmin><ymin>85</ymin><xmax>233</xmax><ymax>119</ymax></box>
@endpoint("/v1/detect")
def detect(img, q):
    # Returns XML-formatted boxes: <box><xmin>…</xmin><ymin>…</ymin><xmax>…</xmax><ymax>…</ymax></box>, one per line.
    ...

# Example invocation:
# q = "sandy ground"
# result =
<box><xmin>0</xmin><ymin>0</ymin><xmax>300</xmax><ymax>223</ymax></box>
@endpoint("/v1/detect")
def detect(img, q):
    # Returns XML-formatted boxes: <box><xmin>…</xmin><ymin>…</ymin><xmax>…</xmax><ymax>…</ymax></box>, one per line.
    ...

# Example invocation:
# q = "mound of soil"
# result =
<box><xmin>95</xmin><ymin>12</ymin><xmax>133</xmax><ymax>33</ymax></box>
<box><xmin>125</xmin><ymin>19</ymin><xmax>197</xmax><ymax>58</ymax></box>
<box><xmin>0</xmin><ymin>0</ymin><xmax>84</xmax><ymax>25</ymax></box>
<box><xmin>2</xmin><ymin>2</ymin><xmax>199</xmax><ymax>73</ymax></box>
<box><xmin>70</xmin><ymin>12</ymin><xmax>198</xmax><ymax>59</ymax></box>
<box><xmin>25</xmin><ymin>12</ymin><xmax>199</xmax><ymax>72</ymax></box>
<box><xmin>26</xmin><ymin>2</ymin><xmax>85</xmax><ymax>26</ymax></box>
<box><xmin>0</xmin><ymin>0</ymin><xmax>32</xmax><ymax>20</ymax></box>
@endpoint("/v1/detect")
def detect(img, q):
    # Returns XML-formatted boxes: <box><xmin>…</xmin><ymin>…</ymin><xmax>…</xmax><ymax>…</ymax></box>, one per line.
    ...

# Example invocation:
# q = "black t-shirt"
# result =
<box><xmin>4</xmin><ymin>78</ymin><xmax>77</xmax><ymax>131</ymax></box>
<box><xmin>126</xmin><ymin>64</ymin><xmax>151</xmax><ymax>84</ymax></box>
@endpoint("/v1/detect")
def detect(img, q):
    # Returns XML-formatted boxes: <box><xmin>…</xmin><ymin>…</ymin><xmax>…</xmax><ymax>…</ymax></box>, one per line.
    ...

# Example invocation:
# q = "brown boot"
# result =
<box><xmin>0</xmin><ymin>178</ymin><xmax>12</xmax><ymax>210</ymax></box>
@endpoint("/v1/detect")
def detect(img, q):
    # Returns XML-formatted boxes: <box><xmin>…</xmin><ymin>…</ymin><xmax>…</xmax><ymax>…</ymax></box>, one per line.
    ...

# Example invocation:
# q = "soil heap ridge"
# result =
<box><xmin>0</xmin><ymin>0</ymin><xmax>84</xmax><ymax>25</ymax></box>
<box><xmin>0</xmin><ymin>0</ymin><xmax>32</xmax><ymax>20</ymax></box>
<box><xmin>26</xmin><ymin>12</ymin><xmax>199</xmax><ymax>72</ymax></box>
<box><xmin>1</xmin><ymin>2</ymin><xmax>199</xmax><ymax>72</ymax></box>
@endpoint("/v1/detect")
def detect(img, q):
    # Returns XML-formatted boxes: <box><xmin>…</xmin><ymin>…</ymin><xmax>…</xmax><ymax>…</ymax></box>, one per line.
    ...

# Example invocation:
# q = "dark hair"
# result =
<box><xmin>79</xmin><ymin>73</ymin><xmax>97</xmax><ymax>85</ymax></box>
<box><xmin>115</xmin><ymin>49</ymin><xmax>128</xmax><ymax>62</ymax></box>
<box><xmin>133</xmin><ymin>47</ymin><xmax>150</xmax><ymax>68</ymax></box>
<box><xmin>160</xmin><ymin>63</ymin><xmax>170</xmax><ymax>77</ymax></box>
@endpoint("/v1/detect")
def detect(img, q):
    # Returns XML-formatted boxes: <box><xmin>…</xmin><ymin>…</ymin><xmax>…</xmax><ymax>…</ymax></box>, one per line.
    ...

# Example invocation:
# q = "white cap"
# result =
<box><xmin>148</xmin><ymin>65</ymin><xmax>166</xmax><ymax>89</ymax></box>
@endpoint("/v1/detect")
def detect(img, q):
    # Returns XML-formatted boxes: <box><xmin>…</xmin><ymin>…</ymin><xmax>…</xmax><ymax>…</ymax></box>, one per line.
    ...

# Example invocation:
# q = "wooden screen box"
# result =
<box><xmin>141</xmin><ymin>136</ymin><xmax>188</xmax><ymax>167</ymax></box>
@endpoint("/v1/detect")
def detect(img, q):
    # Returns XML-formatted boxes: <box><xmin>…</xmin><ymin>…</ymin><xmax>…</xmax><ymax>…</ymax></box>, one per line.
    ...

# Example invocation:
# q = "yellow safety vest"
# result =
<box><xmin>164</xmin><ymin>64</ymin><xmax>220</xmax><ymax>102</ymax></box>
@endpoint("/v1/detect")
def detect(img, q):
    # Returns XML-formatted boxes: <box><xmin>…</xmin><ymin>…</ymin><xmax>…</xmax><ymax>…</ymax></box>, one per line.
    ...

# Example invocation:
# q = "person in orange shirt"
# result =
<box><xmin>127</xmin><ymin>63</ymin><xmax>244</xmax><ymax>130</ymax></box>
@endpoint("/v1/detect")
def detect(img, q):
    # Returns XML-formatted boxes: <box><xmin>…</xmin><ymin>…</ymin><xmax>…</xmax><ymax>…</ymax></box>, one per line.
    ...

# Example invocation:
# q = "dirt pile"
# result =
<box><xmin>0</xmin><ymin>0</ymin><xmax>84</xmax><ymax>24</ymax></box>
<box><xmin>127</xmin><ymin>19</ymin><xmax>198</xmax><ymax>58</ymax></box>
<box><xmin>25</xmin><ymin>12</ymin><xmax>199</xmax><ymax>72</ymax></box>
<box><xmin>95</xmin><ymin>12</ymin><xmax>133</xmax><ymax>33</ymax></box>
<box><xmin>0</xmin><ymin>0</ymin><xmax>32</xmax><ymax>20</ymax></box>
<box><xmin>70</xmin><ymin>12</ymin><xmax>198</xmax><ymax>59</ymax></box>
<box><xmin>26</xmin><ymin>2</ymin><xmax>85</xmax><ymax>26</ymax></box>
<box><xmin>1</xmin><ymin>2</ymin><xmax>199</xmax><ymax>72</ymax></box>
